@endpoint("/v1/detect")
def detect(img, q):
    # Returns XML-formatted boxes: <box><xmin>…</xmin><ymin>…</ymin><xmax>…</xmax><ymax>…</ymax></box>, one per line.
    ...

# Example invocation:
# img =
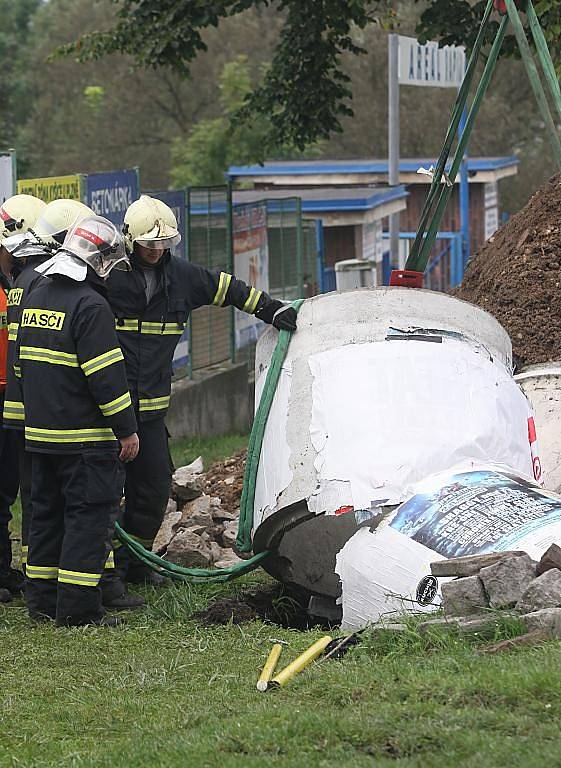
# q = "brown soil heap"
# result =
<box><xmin>454</xmin><ymin>174</ymin><xmax>561</xmax><ymax>368</ymax></box>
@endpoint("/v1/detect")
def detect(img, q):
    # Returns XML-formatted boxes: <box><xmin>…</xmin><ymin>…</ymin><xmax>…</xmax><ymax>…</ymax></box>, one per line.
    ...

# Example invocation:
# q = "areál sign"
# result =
<box><xmin>398</xmin><ymin>36</ymin><xmax>465</xmax><ymax>89</ymax></box>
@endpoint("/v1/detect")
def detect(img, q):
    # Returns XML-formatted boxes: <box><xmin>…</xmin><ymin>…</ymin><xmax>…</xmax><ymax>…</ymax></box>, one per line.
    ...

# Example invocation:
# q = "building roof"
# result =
<box><xmin>233</xmin><ymin>185</ymin><xmax>408</xmax><ymax>214</ymax></box>
<box><xmin>228</xmin><ymin>157</ymin><xmax>519</xmax><ymax>186</ymax></box>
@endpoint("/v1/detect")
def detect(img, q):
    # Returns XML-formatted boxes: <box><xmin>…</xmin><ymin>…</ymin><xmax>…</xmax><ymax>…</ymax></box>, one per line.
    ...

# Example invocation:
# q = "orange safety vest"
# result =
<box><xmin>0</xmin><ymin>284</ymin><xmax>7</xmax><ymax>391</ymax></box>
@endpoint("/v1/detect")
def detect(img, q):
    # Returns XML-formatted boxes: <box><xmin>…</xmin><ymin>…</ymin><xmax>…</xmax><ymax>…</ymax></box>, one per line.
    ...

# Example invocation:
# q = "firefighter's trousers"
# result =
<box><xmin>108</xmin><ymin>417</ymin><xmax>172</xmax><ymax>583</ymax></box>
<box><xmin>26</xmin><ymin>450</ymin><xmax>124</xmax><ymax>625</ymax></box>
<box><xmin>15</xmin><ymin>432</ymin><xmax>31</xmax><ymax>570</ymax></box>
<box><xmin>0</xmin><ymin>394</ymin><xmax>19</xmax><ymax>571</ymax></box>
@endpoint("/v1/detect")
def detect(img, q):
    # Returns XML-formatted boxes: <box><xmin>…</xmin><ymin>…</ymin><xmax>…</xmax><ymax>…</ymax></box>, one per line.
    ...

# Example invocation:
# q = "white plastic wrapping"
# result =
<box><xmin>337</xmin><ymin>465</ymin><xmax>561</xmax><ymax>630</ymax></box>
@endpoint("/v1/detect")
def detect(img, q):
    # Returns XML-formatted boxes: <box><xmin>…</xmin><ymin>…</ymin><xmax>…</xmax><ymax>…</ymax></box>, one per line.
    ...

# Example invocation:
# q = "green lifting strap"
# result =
<box><xmin>507</xmin><ymin>0</ymin><xmax>561</xmax><ymax>168</ymax></box>
<box><xmin>406</xmin><ymin>0</ymin><xmax>561</xmax><ymax>275</ymax></box>
<box><xmin>115</xmin><ymin>298</ymin><xmax>305</xmax><ymax>583</ymax></box>
<box><xmin>407</xmin><ymin>0</ymin><xmax>495</xmax><ymax>268</ymax></box>
<box><xmin>406</xmin><ymin>14</ymin><xmax>509</xmax><ymax>273</ymax></box>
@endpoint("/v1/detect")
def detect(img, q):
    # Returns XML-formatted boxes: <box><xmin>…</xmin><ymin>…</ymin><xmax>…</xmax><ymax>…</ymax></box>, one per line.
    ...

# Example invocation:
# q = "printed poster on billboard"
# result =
<box><xmin>86</xmin><ymin>169</ymin><xmax>139</xmax><ymax>228</ymax></box>
<box><xmin>17</xmin><ymin>174</ymin><xmax>83</xmax><ymax>203</ymax></box>
<box><xmin>0</xmin><ymin>152</ymin><xmax>15</xmax><ymax>204</ymax></box>
<box><xmin>233</xmin><ymin>203</ymin><xmax>269</xmax><ymax>349</ymax></box>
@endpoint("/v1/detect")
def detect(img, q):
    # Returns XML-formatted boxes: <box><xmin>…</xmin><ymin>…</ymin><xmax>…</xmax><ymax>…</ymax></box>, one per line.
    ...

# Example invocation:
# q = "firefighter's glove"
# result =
<box><xmin>272</xmin><ymin>305</ymin><xmax>297</xmax><ymax>332</ymax></box>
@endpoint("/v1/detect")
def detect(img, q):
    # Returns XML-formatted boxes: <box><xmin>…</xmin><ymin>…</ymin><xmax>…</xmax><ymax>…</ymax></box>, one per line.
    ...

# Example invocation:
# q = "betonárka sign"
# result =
<box><xmin>398</xmin><ymin>35</ymin><xmax>465</xmax><ymax>88</ymax></box>
<box><xmin>86</xmin><ymin>169</ymin><xmax>140</xmax><ymax>228</ymax></box>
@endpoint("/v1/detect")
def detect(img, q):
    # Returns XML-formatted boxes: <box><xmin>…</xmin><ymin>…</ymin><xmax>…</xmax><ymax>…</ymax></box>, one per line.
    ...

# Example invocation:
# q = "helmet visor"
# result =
<box><xmin>136</xmin><ymin>232</ymin><xmax>181</xmax><ymax>251</ymax></box>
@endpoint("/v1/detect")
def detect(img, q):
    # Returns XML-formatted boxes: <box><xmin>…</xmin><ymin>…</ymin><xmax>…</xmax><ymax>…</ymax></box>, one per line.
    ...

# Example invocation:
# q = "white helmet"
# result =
<box><xmin>123</xmin><ymin>195</ymin><xmax>181</xmax><ymax>253</ymax></box>
<box><xmin>37</xmin><ymin>215</ymin><xmax>130</xmax><ymax>281</ymax></box>
<box><xmin>0</xmin><ymin>194</ymin><xmax>46</xmax><ymax>244</ymax></box>
<box><xmin>31</xmin><ymin>199</ymin><xmax>94</xmax><ymax>246</ymax></box>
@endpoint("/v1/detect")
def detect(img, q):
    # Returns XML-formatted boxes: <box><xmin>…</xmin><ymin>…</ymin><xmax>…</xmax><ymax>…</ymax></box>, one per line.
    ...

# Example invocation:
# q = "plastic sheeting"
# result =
<box><xmin>337</xmin><ymin>465</ymin><xmax>561</xmax><ymax>630</ymax></box>
<box><xmin>308</xmin><ymin>335</ymin><xmax>535</xmax><ymax>515</ymax></box>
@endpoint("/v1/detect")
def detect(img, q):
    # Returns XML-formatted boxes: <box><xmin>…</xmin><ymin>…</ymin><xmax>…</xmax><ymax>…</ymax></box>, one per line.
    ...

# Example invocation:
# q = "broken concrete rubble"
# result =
<box><xmin>535</xmin><ymin>543</ymin><xmax>561</xmax><ymax>576</ymax></box>
<box><xmin>171</xmin><ymin>457</ymin><xmax>205</xmax><ymax>503</ymax></box>
<box><xmin>478</xmin><ymin>554</ymin><xmax>536</xmax><ymax>608</ymax></box>
<box><xmin>165</xmin><ymin>528</ymin><xmax>212</xmax><ymax>568</ymax></box>
<box><xmin>430</xmin><ymin>551</ymin><xmax>526</xmax><ymax>578</ymax></box>
<box><xmin>441</xmin><ymin>575</ymin><xmax>487</xmax><ymax>616</ymax></box>
<box><xmin>153</xmin><ymin>452</ymin><xmax>247</xmax><ymax>568</ymax></box>
<box><xmin>523</xmin><ymin>607</ymin><xmax>561</xmax><ymax>634</ymax></box>
<box><xmin>516</xmin><ymin>568</ymin><xmax>561</xmax><ymax>613</ymax></box>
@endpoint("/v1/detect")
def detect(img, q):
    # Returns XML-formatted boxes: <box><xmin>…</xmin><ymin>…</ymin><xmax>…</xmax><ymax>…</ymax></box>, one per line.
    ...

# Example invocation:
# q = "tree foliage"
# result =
<box><xmin>58</xmin><ymin>0</ymin><xmax>561</xmax><ymax>153</ymax></box>
<box><xmin>170</xmin><ymin>56</ymin><xmax>321</xmax><ymax>186</ymax></box>
<box><xmin>0</xmin><ymin>0</ymin><xmax>41</xmax><ymax>148</ymax></box>
<box><xmin>58</xmin><ymin>0</ymin><xmax>395</xmax><ymax>153</ymax></box>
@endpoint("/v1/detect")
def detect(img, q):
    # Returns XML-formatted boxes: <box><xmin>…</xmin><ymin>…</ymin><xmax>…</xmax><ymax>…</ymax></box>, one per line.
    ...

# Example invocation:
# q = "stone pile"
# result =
<box><xmin>419</xmin><ymin>544</ymin><xmax>561</xmax><ymax>641</ymax></box>
<box><xmin>152</xmin><ymin>453</ymin><xmax>247</xmax><ymax>569</ymax></box>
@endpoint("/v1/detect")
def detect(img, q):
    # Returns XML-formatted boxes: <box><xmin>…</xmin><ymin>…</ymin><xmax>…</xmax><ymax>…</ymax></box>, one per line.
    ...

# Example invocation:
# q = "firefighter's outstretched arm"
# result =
<box><xmin>187</xmin><ymin>263</ymin><xmax>297</xmax><ymax>331</ymax></box>
<box><xmin>73</xmin><ymin>301</ymin><xmax>138</xmax><ymax>456</ymax></box>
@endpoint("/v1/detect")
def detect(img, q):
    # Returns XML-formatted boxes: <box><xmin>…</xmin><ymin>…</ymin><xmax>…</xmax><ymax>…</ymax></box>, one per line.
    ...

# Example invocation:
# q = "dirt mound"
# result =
<box><xmin>454</xmin><ymin>173</ymin><xmax>561</xmax><ymax>368</ymax></box>
<box><xmin>204</xmin><ymin>450</ymin><xmax>246</xmax><ymax>518</ymax></box>
<box><xmin>193</xmin><ymin>584</ymin><xmax>313</xmax><ymax>629</ymax></box>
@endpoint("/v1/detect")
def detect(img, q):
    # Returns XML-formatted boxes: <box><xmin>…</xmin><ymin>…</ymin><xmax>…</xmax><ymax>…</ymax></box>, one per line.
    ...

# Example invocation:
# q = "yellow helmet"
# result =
<box><xmin>32</xmin><ymin>199</ymin><xmax>95</xmax><ymax>245</ymax></box>
<box><xmin>123</xmin><ymin>195</ymin><xmax>180</xmax><ymax>253</ymax></box>
<box><xmin>0</xmin><ymin>194</ymin><xmax>46</xmax><ymax>243</ymax></box>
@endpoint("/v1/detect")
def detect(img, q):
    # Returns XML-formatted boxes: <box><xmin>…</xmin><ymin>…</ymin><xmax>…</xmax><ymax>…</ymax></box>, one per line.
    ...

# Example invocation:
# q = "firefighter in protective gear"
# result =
<box><xmin>0</xmin><ymin>194</ymin><xmax>47</xmax><ymax>242</ymax></box>
<box><xmin>105</xmin><ymin>195</ymin><xmax>298</xmax><ymax>590</ymax></box>
<box><xmin>17</xmin><ymin>215</ymin><xmax>139</xmax><ymax>626</ymax></box>
<box><xmin>0</xmin><ymin>194</ymin><xmax>46</xmax><ymax>598</ymax></box>
<box><xmin>3</xmin><ymin>200</ymin><xmax>95</xmax><ymax>575</ymax></box>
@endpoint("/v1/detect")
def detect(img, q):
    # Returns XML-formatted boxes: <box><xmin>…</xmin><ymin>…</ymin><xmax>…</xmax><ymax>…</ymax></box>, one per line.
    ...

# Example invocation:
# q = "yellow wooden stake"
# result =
<box><xmin>270</xmin><ymin>636</ymin><xmax>333</xmax><ymax>688</ymax></box>
<box><xmin>256</xmin><ymin>643</ymin><xmax>283</xmax><ymax>692</ymax></box>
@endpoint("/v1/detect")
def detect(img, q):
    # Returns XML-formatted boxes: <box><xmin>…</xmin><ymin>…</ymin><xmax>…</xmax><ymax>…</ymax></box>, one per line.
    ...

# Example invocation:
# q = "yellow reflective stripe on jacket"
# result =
<box><xmin>13</xmin><ymin>364</ymin><xmax>21</xmax><ymax>378</ymax></box>
<box><xmin>2</xmin><ymin>400</ymin><xmax>25</xmax><ymax>421</ymax></box>
<box><xmin>21</xmin><ymin>545</ymin><xmax>28</xmax><ymax>566</ymax></box>
<box><xmin>141</xmin><ymin>321</ymin><xmax>185</xmax><ymax>336</ymax></box>
<box><xmin>99</xmin><ymin>391</ymin><xmax>132</xmax><ymax>417</ymax></box>
<box><xmin>104</xmin><ymin>550</ymin><xmax>115</xmax><ymax>570</ymax></box>
<box><xmin>58</xmin><ymin>568</ymin><xmax>102</xmax><ymax>587</ymax></box>
<box><xmin>81</xmin><ymin>347</ymin><xmax>124</xmax><ymax>376</ymax></box>
<box><xmin>138</xmin><ymin>395</ymin><xmax>170</xmax><ymax>412</ymax></box>
<box><xmin>8</xmin><ymin>322</ymin><xmax>18</xmax><ymax>342</ymax></box>
<box><xmin>242</xmin><ymin>287</ymin><xmax>262</xmax><ymax>314</ymax></box>
<box><xmin>212</xmin><ymin>272</ymin><xmax>232</xmax><ymax>307</ymax></box>
<box><xmin>115</xmin><ymin>318</ymin><xmax>139</xmax><ymax>332</ymax></box>
<box><xmin>25</xmin><ymin>426</ymin><xmax>116</xmax><ymax>443</ymax></box>
<box><xmin>0</xmin><ymin>310</ymin><xmax>6</xmax><ymax>329</ymax></box>
<box><xmin>20</xmin><ymin>346</ymin><xmax>79</xmax><ymax>367</ymax></box>
<box><xmin>26</xmin><ymin>564</ymin><xmax>58</xmax><ymax>580</ymax></box>
<box><xmin>115</xmin><ymin>318</ymin><xmax>185</xmax><ymax>335</ymax></box>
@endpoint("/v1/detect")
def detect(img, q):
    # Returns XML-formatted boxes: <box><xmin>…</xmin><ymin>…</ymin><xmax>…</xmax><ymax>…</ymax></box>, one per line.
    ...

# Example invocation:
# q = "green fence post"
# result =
<box><xmin>186</xmin><ymin>187</ymin><xmax>193</xmax><ymax>380</ymax></box>
<box><xmin>227</xmin><ymin>180</ymin><xmax>236</xmax><ymax>364</ymax></box>
<box><xmin>296</xmin><ymin>197</ymin><xmax>303</xmax><ymax>298</ymax></box>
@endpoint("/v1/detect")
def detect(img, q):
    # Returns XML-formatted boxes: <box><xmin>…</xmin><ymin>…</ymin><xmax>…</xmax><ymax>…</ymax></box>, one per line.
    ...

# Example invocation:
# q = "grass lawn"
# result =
<box><xmin>2</xmin><ymin>434</ymin><xmax>561</xmax><ymax>767</ymax></box>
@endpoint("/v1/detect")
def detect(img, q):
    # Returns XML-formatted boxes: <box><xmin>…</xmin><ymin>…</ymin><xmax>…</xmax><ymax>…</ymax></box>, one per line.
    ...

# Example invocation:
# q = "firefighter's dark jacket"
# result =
<box><xmin>3</xmin><ymin>255</ymin><xmax>49</xmax><ymax>430</ymax></box>
<box><xmin>107</xmin><ymin>254</ymin><xmax>284</xmax><ymax>422</ymax></box>
<box><xmin>15</xmin><ymin>272</ymin><xmax>137</xmax><ymax>453</ymax></box>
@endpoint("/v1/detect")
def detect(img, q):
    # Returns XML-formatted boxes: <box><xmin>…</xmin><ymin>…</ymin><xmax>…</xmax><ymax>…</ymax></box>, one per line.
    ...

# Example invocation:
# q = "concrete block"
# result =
<box><xmin>431</xmin><ymin>551</ymin><xmax>526</xmax><ymax>578</ymax></box>
<box><xmin>167</xmin><ymin>362</ymin><xmax>250</xmax><ymax>439</ymax></box>
<box><xmin>479</xmin><ymin>554</ymin><xmax>536</xmax><ymax>608</ymax></box>
<box><xmin>523</xmin><ymin>607</ymin><xmax>561</xmax><ymax>634</ymax></box>
<box><xmin>516</xmin><ymin>569</ymin><xmax>561</xmax><ymax>613</ymax></box>
<box><xmin>536</xmin><ymin>543</ymin><xmax>561</xmax><ymax>576</ymax></box>
<box><xmin>166</xmin><ymin>529</ymin><xmax>212</xmax><ymax>568</ymax></box>
<box><xmin>441</xmin><ymin>575</ymin><xmax>488</xmax><ymax>616</ymax></box>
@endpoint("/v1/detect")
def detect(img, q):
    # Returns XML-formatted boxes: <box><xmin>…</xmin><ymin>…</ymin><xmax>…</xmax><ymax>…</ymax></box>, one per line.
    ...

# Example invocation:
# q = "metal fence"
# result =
<box><xmin>186</xmin><ymin>185</ymin><xmax>233</xmax><ymax>374</ymax></box>
<box><xmin>184</xmin><ymin>186</ymin><xmax>317</xmax><ymax>377</ymax></box>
